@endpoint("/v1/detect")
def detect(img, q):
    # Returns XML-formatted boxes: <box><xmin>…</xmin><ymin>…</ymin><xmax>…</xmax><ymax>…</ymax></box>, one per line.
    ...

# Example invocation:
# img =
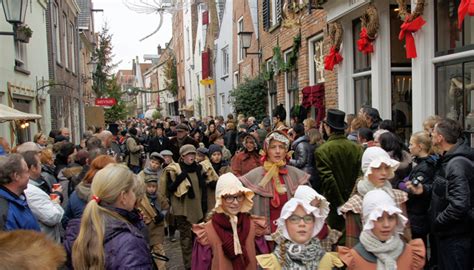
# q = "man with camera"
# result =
<box><xmin>408</xmin><ymin>118</ymin><xmax>474</xmax><ymax>270</ymax></box>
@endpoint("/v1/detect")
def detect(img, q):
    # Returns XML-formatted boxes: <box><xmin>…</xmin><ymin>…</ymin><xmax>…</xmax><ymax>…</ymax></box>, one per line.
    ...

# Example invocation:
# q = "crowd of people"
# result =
<box><xmin>0</xmin><ymin>105</ymin><xmax>473</xmax><ymax>270</ymax></box>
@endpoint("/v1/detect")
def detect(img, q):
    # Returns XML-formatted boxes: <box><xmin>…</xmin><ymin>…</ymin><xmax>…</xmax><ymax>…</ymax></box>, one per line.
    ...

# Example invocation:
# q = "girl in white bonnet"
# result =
<box><xmin>256</xmin><ymin>198</ymin><xmax>343</xmax><ymax>270</ymax></box>
<box><xmin>338</xmin><ymin>189</ymin><xmax>425</xmax><ymax>270</ymax></box>
<box><xmin>339</xmin><ymin>146</ymin><xmax>411</xmax><ymax>247</ymax></box>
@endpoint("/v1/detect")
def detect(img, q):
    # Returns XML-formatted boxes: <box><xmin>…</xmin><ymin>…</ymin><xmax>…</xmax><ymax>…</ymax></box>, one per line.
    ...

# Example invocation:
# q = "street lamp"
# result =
<box><xmin>237</xmin><ymin>30</ymin><xmax>261</xmax><ymax>56</ymax></box>
<box><xmin>0</xmin><ymin>0</ymin><xmax>28</xmax><ymax>36</ymax></box>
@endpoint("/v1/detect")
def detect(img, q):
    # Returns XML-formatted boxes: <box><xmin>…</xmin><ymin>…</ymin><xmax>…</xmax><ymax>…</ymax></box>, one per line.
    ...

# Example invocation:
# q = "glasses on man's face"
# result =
<box><xmin>287</xmin><ymin>214</ymin><xmax>315</xmax><ymax>224</ymax></box>
<box><xmin>223</xmin><ymin>194</ymin><xmax>245</xmax><ymax>203</ymax></box>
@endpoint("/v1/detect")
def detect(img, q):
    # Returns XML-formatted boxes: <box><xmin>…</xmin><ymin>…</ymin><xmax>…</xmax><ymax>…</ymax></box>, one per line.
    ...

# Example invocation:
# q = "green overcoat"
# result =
<box><xmin>315</xmin><ymin>134</ymin><xmax>363</xmax><ymax>233</ymax></box>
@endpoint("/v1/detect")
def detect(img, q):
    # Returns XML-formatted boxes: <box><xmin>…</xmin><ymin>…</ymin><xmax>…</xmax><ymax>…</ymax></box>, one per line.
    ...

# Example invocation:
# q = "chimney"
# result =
<box><xmin>157</xmin><ymin>45</ymin><xmax>162</xmax><ymax>55</ymax></box>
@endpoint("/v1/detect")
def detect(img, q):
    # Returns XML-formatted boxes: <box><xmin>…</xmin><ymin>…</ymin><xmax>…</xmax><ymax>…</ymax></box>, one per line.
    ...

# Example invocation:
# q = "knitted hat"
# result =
<box><xmin>208</xmin><ymin>144</ymin><xmax>222</xmax><ymax>156</ymax></box>
<box><xmin>361</xmin><ymin>146</ymin><xmax>399</xmax><ymax>177</ymax></box>
<box><xmin>160</xmin><ymin>150</ymin><xmax>173</xmax><ymax>157</ymax></box>
<box><xmin>214</xmin><ymin>173</ymin><xmax>254</xmax><ymax>213</ymax></box>
<box><xmin>179</xmin><ymin>144</ymin><xmax>196</xmax><ymax>156</ymax></box>
<box><xmin>276</xmin><ymin>198</ymin><xmax>326</xmax><ymax>242</ymax></box>
<box><xmin>293</xmin><ymin>185</ymin><xmax>330</xmax><ymax>218</ymax></box>
<box><xmin>362</xmin><ymin>190</ymin><xmax>408</xmax><ymax>234</ymax></box>
<box><xmin>196</xmin><ymin>147</ymin><xmax>209</xmax><ymax>156</ymax></box>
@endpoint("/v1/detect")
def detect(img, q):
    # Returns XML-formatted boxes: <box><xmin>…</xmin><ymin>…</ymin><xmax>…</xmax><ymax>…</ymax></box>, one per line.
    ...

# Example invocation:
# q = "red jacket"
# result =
<box><xmin>230</xmin><ymin>151</ymin><xmax>262</xmax><ymax>177</ymax></box>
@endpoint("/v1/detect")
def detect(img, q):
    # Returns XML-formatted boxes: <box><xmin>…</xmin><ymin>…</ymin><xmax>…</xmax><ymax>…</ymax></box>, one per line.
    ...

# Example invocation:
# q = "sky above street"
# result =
<box><xmin>93</xmin><ymin>0</ymin><xmax>173</xmax><ymax>71</ymax></box>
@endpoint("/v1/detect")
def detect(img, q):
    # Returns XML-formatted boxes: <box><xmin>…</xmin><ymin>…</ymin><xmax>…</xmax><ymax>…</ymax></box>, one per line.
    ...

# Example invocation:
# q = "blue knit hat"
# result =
<box><xmin>208</xmin><ymin>144</ymin><xmax>222</xmax><ymax>156</ymax></box>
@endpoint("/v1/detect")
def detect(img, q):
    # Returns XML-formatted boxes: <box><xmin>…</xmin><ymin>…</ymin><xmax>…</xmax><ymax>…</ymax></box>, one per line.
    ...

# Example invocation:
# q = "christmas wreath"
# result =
<box><xmin>357</xmin><ymin>4</ymin><xmax>379</xmax><ymax>54</ymax></box>
<box><xmin>397</xmin><ymin>0</ymin><xmax>426</xmax><ymax>59</ymax></box>
<box><xmin>324</xmin><ymin>22</ymin><xmax>343</xmax><ymax>71</ymax></box>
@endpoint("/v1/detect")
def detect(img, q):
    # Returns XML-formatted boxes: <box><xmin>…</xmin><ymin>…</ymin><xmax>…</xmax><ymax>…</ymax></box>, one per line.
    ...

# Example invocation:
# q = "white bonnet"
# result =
<box><xmin>276</xmin><ymin>198</ymin><xmax>325</xmax><ymax>241</ymax></box>
<box><xmin>214</xmin><ymin>173</ymin><xmax>254</xmax><ymax>213</ymax></box>
<box><xmin>293</xmin><ymin>185</ymin><xmax>330</xmax><ymax>218</ymax></box>
<box><xmin>362</xmin><ymin>190</ymin><xmax>408</xmax><ymax>234</ymax></box>
<box><xmin>361</xmin><ymin>147</ymin><xmax>400</xmax><ymax>177</ymax></box>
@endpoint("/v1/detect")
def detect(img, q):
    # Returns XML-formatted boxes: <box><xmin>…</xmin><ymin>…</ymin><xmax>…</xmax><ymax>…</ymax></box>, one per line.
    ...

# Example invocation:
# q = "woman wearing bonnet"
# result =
<box><xmin>256</xmin><ymin>198</ymin><xmax>343</xmax><ymax>269</ymax></box>
<box><xmin>338</xmin><ymin>190</ymin><xmax>425</xmax><ymax>270</ymax></box>
<box><xmin>191</xmin><ymin>172</ymin><xmax>270</xmax><ymax>270</ymax></box>
<box><xmin>339</xmin><ymin>146</ymin><xmax>411</xmax><ymax>247</ymax></box>
<box><xmin>239</xmin><ymin>130</ymin><xmax>310</xmax><ymax>233</ymax></box>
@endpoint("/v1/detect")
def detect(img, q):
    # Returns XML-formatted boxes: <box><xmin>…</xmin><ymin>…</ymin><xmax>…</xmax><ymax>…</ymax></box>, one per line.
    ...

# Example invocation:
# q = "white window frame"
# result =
<box><xmin>15</xmin><ymin>41</ymin><xmax>28</xmax><ymax>70</ymax></box>
<box><xmin>284</xmin><ymin>49</ymin><xmax>298</xmax><ymax>109</ymax></box>
<box><xmin>69</xmin><ymin>22</ymin><xmax>76</xmax><ymax>73</ymax></box>
<box><xmin>222</xmin><ymin>45</ymin><xmax>229</xmax><ymax>77</ymax></box>
<box><xmin>63</xmin><ymin>13</ymin><xmax>69</xmax><ymax>68</ymax></box>
<box><xmin>237</xmin><ymin>17</ymin><xmax>244</xmax><ymax>62</ymax></box>
<box><xmin>233</xmin><ymin>71</ymin><xmax>239</xmax><ymax>88</ymax></box>
<box><xmin>53</xmin><ymin>2</ymin><xmax>60</xmax><ymax>64</ymax></box>
<box><xmin>308</xmin><ymin>33</ymin><xmax>325</xmax><ymax>85</ymax></box>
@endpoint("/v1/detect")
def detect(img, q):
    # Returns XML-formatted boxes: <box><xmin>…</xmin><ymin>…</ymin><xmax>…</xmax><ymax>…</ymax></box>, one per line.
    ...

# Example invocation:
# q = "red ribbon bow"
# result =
<box><xmin>398</xmin><ymin>16</ymin><xmax>426</xmax><ymax>59</ymax></box>
<box><xmin>458</xmin><ymin>0</ymin><xmax>474</xmax><ymax>29</ymax></box>
<box><xmin>357</xmin><ymin>27</ymin><xmax>374</xmax><ymax>54</ymax></box>
<box><xmin>324</xmin><ymin>46</ymin><xmax>343</xmax><ymax>71</ymax></box>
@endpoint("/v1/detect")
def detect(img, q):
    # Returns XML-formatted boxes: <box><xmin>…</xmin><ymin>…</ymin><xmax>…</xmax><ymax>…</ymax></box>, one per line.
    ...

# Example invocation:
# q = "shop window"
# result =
<box><xmin>436</xmin><ymin>59</ymin><xmax>474</xmax><ymax>130</ymax></box>
<box><xmin>391</xmin><ymin>73</ymin><xmax>412</xmax><ymax>143</ymax></box>
<box><xmin>354</xmin><ymin>76</ymin><xmax>371</xmax><ymax>113</ymax></box>
<box><xmin>436</xmin><ymin>0</ymin><xmax>474</xmax><ymax>55</ymax></box>
<box><xmin>353</xmin><ymin>19</ymin><xmax>370</xmax><ymax>72</ymax></box>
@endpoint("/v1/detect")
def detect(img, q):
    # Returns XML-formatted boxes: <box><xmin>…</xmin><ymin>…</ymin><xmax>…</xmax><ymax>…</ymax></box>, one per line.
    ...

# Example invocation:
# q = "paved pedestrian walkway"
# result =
<box><xmin>163</xmin><ymin>237</ymin><xmax>185</xmax><ymax>270</ymax></box>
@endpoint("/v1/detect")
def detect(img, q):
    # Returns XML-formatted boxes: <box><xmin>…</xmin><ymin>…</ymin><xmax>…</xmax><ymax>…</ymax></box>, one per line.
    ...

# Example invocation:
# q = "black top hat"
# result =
<box><xmin>324</xmin><ymin>109</ymin><xmax>347</xmax><ymax>130</ymax></box>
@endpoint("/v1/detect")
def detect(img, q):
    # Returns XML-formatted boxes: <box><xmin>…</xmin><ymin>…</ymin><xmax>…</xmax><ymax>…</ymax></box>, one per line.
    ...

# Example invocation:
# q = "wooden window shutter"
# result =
<box><xmin>202</xmin><ymin>10</ymin><xmax>209</xmax><ymax>25</ymax></box>
<box><xmin>262</xmin><ymin>0</ymin><xmax>270</xmax><ymax>31</ymax></box>
<box><xmin>202</xmin><ymin>50</ymin><xmax>210</xmax><ymax>79</ymax></box>
<box><xmin>276</xmin><ymin>0</ymin><xmax>282</xmax><ymax>25</ymax></box>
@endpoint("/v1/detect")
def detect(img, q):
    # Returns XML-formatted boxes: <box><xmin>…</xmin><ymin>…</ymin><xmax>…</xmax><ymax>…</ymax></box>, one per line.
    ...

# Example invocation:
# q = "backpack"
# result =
<box><xmin>0</xmin><ymin>196</ymin><xmax>9</xmax><ymax>231</ymax></box>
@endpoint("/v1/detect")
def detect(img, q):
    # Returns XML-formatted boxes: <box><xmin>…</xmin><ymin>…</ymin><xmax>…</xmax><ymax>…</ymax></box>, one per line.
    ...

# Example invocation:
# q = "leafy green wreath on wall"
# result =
<box><xmin>262</xmin><ymin>34</ymin><xmax>301</xmax><ymax>80</ymax></box>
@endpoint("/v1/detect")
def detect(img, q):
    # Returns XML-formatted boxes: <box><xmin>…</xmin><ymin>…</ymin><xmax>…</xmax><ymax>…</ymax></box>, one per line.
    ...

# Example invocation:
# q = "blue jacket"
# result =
<box><xmin>0</xmin><ymin>186</ymin><xmax>40</xmax><ymax>231</ymax></box>
<box><xmin>62</xmin><ymin>190</ymin><xmax>87</xmax><ymax>228</ymax></box>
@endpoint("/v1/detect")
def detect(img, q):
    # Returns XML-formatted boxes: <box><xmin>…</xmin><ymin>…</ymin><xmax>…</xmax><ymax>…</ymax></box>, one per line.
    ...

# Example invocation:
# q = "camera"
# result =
<box><xmin>411</xmin><ymin>175</ymin><xmax>424</xmax><ymax>186</ymax></box>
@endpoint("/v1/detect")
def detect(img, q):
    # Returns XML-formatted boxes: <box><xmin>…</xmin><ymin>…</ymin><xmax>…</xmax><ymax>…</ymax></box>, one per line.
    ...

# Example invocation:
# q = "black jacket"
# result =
<box><xmin>406</xmin><ymin>155</ymin><xmax>437</xmax><ymax>236</ymax></box>
<box><xmin>428</xmin><ymin>142</ymin><xmax>474</xmax><ymax>237</ymax></box>
<box><xmin>223</xmin><ymin>129</ymin><xmax>237</xmax><ymax>155</ymax></box>
<box><xmin>169</xmin><ymin>136</ymin><xmax>199</xmax><ymax>162</ymax></box>
<box><xmin>289</xmin><ymin>135</ymin><xmax>319</xmax><ymax>189</ymax></box>
<box><xmin>148</xmin><ymin>135</ymin><xmax>171</xmax><ymax>154</ymax></box>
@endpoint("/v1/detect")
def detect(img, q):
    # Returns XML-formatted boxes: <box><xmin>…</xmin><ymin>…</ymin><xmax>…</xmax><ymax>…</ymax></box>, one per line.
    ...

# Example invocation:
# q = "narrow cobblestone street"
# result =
<box><xmin>163</xmin><ymin>236</ymin><xmax>184</xmax><ymax>270</ymax></box>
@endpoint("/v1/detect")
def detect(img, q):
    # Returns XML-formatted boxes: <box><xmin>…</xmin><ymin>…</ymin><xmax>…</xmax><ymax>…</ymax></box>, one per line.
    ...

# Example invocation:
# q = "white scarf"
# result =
<box><xmin>359</xmin><ymin>231</ymin><xmax>404</xmax><ymax>270</ymax></box>
<box><xmin>357</xmin><ymin>178</ymin><xmax>395</xmax><ymax>198</ymax></box>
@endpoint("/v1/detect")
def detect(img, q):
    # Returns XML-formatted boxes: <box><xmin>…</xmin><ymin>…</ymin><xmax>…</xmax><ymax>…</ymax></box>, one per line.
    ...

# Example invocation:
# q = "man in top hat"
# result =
<box><xmin>169</xmin><ymin>124</ymin><xmax>199</xmax><ymax>162</ymax></box>
<box><xmin>315</xmin><ymin>109</ymin><xmax>363</xmax><ymax>242</ymax></box>
<box><xmin>148</xmin><ymin>123</ymin><xmax>171</xmax><ymax>154</ymax></box>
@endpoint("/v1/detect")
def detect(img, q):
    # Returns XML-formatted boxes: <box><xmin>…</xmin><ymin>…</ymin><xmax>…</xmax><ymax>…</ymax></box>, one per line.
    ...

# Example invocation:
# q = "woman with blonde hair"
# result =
<box><xmin>67</xmin><ymin>164</ymin><xmax>153</xmax><ymax>269</ymax></box>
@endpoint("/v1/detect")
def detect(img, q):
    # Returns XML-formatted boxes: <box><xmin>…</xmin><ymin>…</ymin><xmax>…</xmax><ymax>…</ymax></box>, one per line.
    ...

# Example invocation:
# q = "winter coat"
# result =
<box><xmin>0</xmin><ymin>186</ymin><xmax>40</xmax><ymax>231</ymax></box>
<box><xmin>230</xmin><ymin>150</ymin><xmax>262</xmax><ymax>177</ymax></box>
<box><xmin>62</xmin><ymin>182</ymin><xmax>90</xmax><ymax>228</ymax></box>
<box><xmin>169</xmin><ymin>136</ymin><xmax>200</xmax><ymax>162</ymax></box>
<box><xmin>427</xmin><ymin>142</ymin><xmax>474</xmax><ymax>237</ymax></box>
<box><xmin>41</xmin><ymin>164</ymin><xmax>57</xmax><ymax>190</ymax></box>
<box><xmin>63</xmin><ymin>208</ymin><xmax>153</xmax><ymax>270</ymax></box>
<box><xmin>315</xmin><ymin>134</ymin><xmax>363</xmax><ymax>232</ymax></box>
<box><xmin>406</xmin><ymin>155</ymin><xmax>436</xmax><ymax>236</ymax></box>
<box><xmin>223</xmin><ymin>129</ymin><xmax>238</xmax><ymax>155</ymax></box>
<box><xmin>125</xmin><ymin>136</ymin><xmax>143</xmax><ymax>167</ymax></box>
<box><xmin>289</xmin><ymin>135</ymin><xmax>317</xmax><ymax>185</ymax></box>
<box><xmin>24</xmin><ymin>182</ymin><xmax>64</xmax><ymax>242</ymax></box>
<box><xmin>148</xmin><ymin>135</ymin><xmax>171</xmax><ymax>154</ymax></box>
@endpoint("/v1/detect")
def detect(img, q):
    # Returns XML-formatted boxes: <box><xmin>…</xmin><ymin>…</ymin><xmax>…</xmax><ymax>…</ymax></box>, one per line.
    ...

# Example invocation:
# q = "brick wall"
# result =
<box><xmin>258</xmin><ymin>2</ymin><xmax>339</xmax><ymax>115</ymax></box>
